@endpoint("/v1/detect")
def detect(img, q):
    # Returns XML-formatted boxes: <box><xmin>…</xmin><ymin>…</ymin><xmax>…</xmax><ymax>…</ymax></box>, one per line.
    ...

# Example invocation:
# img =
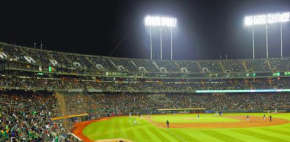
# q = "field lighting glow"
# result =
<box><xmin>145</xmin><ymin>16</ymin><xmax>177</xmax><ymax>27</ymax></box>
<box><xmin>245</xmin><ymin>12</ymin><xmax>290</xmax><ymax>26</ymax></box>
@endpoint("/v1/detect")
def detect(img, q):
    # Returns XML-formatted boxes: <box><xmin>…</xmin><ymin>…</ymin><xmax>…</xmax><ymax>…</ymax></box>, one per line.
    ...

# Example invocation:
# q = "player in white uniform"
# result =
<box><xmin>263</xmin><ymin>114</ymin><xmax>266</xmax><ymax>121</ymax></box>
<box><xmin>134</xmin><ymin>118</ymin><xmax>139</xmax><ymax>125</ymax></box>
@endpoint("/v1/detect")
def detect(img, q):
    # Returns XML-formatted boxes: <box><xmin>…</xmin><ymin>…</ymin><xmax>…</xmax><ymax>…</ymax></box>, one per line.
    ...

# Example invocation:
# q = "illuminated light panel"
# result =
<box><xmin>245</xmin><ymin>12</ymin><xmax>290</xmax><ymax>26</ymax></box>
<box><xmin>196</xmin><ymin>89</ymin><xmax>290</xmax><ymax>93</ymax></box>
<box><xmin>145</xmin><ymin>16</ymin><xmax>177</xmax><ymax>27</ymax></box>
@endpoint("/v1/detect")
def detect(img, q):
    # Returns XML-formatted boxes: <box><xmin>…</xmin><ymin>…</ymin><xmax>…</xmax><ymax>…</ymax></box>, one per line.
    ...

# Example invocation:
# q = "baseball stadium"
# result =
<box><xmin>2</xmin><ymin>0</ymin><xmax>290</xmax><ymax>142</ymax></box>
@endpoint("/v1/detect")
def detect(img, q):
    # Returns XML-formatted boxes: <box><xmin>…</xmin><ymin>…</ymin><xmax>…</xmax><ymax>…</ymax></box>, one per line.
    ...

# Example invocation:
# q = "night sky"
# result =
<box><xmin>1</xmin><ymin>0</ymin><xmax>290</xmax><ymax>60</ymax></box>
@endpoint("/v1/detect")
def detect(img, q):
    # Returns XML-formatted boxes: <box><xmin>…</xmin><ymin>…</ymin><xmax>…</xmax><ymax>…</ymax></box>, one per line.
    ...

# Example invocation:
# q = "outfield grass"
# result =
<box><xmin>82</xmin><ymin>113</ymin><xmax>290</xmax><ymax>142</ymax></box>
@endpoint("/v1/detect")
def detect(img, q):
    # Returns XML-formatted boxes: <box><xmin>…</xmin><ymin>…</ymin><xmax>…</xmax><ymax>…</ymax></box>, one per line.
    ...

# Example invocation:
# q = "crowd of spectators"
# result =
<box><xmin>166</xmin><ymin>93</ymin><xmax>290</xmax><ymax>111</ymax></box>
<box><xmin>92</xmin><ymin>94</ymin><xmax>156</xmax><ymax>114</ymax></box>
<box><xmin>22</xmin><ymin>48</ymin><xmax>52</xmax><ymax>65</ymax></box>
<box><xmin>221</xmin><ymin>60</ymin><xmax>245</xmax><ymax>72</ymax></box>
<box><xmin>198</xmin><ymin>60</ymin><xmax>223</xmax><ymax>73</ymax></box>
<box><xmin>65</xmin><ymin>54</ymin><xmax>94</xmax><ymax>69</ymax></box>
<box><xmin>48</xmin><ymin>52</ymin><xmax>72</xmax><ymax>68</ymax></box>
<box><xmin>245</xmin><ymin>59</ymin><xmax>271</xmax><ymax>72</ymax></box>
<box><xmin>88</xmin><ymin>56</ymin><xmax>117</xmax><ymax>71</ymax></box>
<box><xmin>269</xmin><ymin>58</ymin><xmax>290</xmax><ymax>71</ymax></box>
<box><xmin>2</xmin><ymin>74</ymin><xmax>290</xmax><ymax>91</ymax></box>
<box><xmin>0</xmin><ymin>44</ymin><xmax>27</xmax><ymax>62</ymax></box>
<box><xmin>1</xmin><ymin>82</ymin><xmax>290</xmax><ymax>141</ymax></box>
<box><xmin>132</xmin><ymin>59</ymin><xmax>159</xmax><ymax>72</ymax></box>
<box><xmin>175</xmin><ymin>60</ymin><xmax>201</xmax><ymax>73</ymax></box>
<box><xmin>0</xmin><ymin>92</ymin><xmax>79</xmax><ymax>141</ymax></box>
<box><xmin>50</xmin><ymin>92</ymin><xmax>290</xmax><ymax>116</ymax></box>
<box><xmin>154</xmin><ymin>60</ymin><xmax>180</xmax><ymax>72</ymax></box>
<box><xmin>110</xmin><ymin>58</ymin><xmax>137</xmax><ymax>71</ymax></box>
<box><xmin>3</xmin><ymin>43</ymin><xmax>290</xmax><ymax>73</ymax></box>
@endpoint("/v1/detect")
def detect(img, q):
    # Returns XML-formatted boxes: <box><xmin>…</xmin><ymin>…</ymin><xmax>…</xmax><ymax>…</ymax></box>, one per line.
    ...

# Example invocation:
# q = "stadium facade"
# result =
<box><xmin>0</xmin><ymin>42</ymin><xmax>289</xmax><ymax>93</ymax></box>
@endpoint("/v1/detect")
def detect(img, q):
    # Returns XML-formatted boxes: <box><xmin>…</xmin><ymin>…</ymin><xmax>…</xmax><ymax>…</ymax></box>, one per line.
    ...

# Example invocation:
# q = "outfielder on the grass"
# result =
<box><xmin>134</xmin><ymin>118</ymin><xmax>137</xmax><ymax>125</ymax></box>
<box><xmin>197</xmin><ymin>114</ymin><xmax>200</xmax><ymax>121</ymax></box>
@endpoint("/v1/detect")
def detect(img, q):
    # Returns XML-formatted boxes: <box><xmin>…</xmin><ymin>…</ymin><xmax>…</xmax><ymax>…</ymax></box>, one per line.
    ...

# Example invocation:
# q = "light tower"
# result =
<box><xmin>145</xmin><ymin>16</ymin><xmax>177</xmax><ymax>60</ymax></box>
<box><xmin>244</xmin><ymin>12</ymin><xmax>290</xmax><ymax>58</ymax></box>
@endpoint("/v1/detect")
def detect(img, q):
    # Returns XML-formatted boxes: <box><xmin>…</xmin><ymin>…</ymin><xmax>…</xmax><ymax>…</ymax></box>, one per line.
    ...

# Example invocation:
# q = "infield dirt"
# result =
<box><xmin>146</xmin><ymin>116</ymin><xmax>289</xmax><ymax>129</ymax></box>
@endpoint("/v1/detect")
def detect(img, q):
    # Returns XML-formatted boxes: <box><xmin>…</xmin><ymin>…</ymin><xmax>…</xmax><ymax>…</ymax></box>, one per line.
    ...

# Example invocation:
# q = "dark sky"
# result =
<box><xmin>1</xmin><ymin>0</ymin><xmax>290</xmax><ymax>60</ymax></box>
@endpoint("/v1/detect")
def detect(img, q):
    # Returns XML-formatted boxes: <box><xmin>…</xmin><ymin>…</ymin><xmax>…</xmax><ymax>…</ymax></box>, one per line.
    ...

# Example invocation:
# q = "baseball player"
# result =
<box><xmin>263</xmin><ymin>114</ymin><xmax>266</xmax><ymax>121</ymax></box>
<box><xmin>166</xmin><ymin>120</ymin><xmax>169</xmax><ymax>128</ymax></box>
<box><xmin>134</xmin><ymin>118</ymin><xmax>139</xmax><ymax>125</ymax></box>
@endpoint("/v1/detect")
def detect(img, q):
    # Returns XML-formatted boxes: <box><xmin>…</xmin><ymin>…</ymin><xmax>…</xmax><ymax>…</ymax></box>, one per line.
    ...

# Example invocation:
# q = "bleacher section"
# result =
<box><xmin>2</xmin><ymin>43</ymin><xmax>289</xmax><ymax>73</ymax></box>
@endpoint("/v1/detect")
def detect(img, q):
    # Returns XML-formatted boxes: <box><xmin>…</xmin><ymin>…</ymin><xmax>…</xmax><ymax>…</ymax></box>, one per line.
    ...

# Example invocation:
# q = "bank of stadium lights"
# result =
<box><xmin>244</xmin><ymin>12</ymin><xmax>290</xmax><ymax>59</ymax></box>
<box><xmin>245</xmin><ymin>13</ymin><xmax>290</xmax><ymax>26</ymax></box>
<box><xmin>145</xmin><ymin>16</ymin><xmax>177</xmax><ymax>60</ymax></box>
<box><xmin>145</xmin><ymin>16</ymin><xmax>177</xmax><ymax>27</ymax></box>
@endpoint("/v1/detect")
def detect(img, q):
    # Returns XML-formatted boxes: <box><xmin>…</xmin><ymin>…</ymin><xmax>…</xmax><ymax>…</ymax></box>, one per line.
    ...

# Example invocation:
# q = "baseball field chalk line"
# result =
<box><xmin>164</xmin><ymin>128</ymin><xmax>187</xmax><ymax>142</ymax></box>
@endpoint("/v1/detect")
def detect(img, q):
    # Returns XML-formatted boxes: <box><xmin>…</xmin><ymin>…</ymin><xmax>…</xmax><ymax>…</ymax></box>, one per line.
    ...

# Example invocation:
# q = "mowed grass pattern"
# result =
<box><xmin>82</xmin><ymin>113</ymin><xmax>290</xmax><ymax>142</ymax></box>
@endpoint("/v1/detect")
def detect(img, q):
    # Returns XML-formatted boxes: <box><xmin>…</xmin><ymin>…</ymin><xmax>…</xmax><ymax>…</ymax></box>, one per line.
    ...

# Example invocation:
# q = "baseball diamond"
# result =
<box><xmin>73</xmin><ymin>113</ymin><xmax>290</xmax><ymax>142</ymax></box>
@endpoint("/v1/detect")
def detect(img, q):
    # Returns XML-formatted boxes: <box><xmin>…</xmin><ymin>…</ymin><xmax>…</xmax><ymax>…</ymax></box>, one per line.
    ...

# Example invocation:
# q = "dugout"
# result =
<box><xmin>157</xmin><ymin>108</ymin><xmax>206</xmax><ymax>114</ymax></box>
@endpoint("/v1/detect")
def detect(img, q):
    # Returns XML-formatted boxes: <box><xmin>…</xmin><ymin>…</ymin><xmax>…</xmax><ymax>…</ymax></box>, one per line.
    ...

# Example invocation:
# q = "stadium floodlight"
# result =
<box><xmin>145</xmin><ymin>16</ymin><xmax>177</xmax><ymax>60</ymax></box>
<box><xmin>245</xmin><ymin>12</ymin><xmax>290</xmax><ymax>26</ymax></box>
<box><xmin>145</xmin><ymin>16</ymin><xmax>177</xmax><ymax>27</ymax></box>
<box><xmin>244</xmin><ymin>12</ymin><xmax>290</xmax><ymax>58</ymax></box>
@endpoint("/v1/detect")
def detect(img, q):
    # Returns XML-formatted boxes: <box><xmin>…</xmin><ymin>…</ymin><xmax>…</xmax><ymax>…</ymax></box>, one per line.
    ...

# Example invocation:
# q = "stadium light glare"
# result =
<box><xmin>244</xmin><ymin>12</ymin><xmax>289</xmax><ymax>59</ymax></box>
<box><xmin>145</xmin><ymin>15</ymin><xmax>177</xmax><ymax>61</ymax></box>
<box><xmin>145</xmin><ymin>16</ymin><xmax>177</xmax><ymax>27</ymax></box>
<box><xmin>244</xmin><ymin>12</ymin><xmax>290</xmax><ymax>26</ymax></box>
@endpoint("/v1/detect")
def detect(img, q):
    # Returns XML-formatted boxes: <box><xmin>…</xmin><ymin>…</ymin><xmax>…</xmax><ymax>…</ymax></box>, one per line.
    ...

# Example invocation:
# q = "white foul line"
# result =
<box><xmin>164</xmin><ymin>128</ymin><xmax>187</xmax><ymax>142</ymax></box>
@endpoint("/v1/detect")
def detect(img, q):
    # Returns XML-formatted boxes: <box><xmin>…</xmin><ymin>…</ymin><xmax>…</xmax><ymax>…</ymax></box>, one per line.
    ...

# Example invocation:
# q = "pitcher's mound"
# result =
<box><xmin>95</xmin><ymin>138</ymin><xmax>133</xmax><ymax>142</ymax></box>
